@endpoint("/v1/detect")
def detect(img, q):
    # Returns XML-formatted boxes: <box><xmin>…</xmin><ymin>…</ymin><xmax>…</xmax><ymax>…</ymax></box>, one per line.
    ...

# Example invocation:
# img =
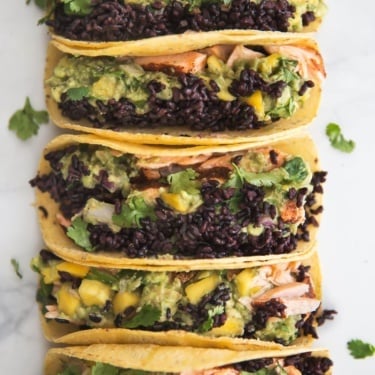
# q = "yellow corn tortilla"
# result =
<box><xmin>33</xmin><ymin>132</ymin><xmax>323</xmax><ymax>270</ymax></box>
<box><xmin>45</xmin><ymin>33</ymin><xmax>324</xmax><ymax>146</ymax></box>
<box><xmin>44</xmin><ymin>344</ymin><xmax>332</xmax><ymax>374</ymax></box>
<box><xmin>39</xmin><ymin>249</ymin><xmax>322</xmax><ymax>348</ymax></box>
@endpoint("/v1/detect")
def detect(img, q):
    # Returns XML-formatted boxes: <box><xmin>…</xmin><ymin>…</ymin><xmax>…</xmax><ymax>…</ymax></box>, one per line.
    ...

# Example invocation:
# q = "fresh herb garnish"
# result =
<box><xmin>326</xmin><ymin>123</ymin><xmax>355</xmax><ymax>153</ymax></box>
<box><xmin>8</xmin><ymin>97</ymin><xmax>49</xmax><ymax>140</ymax></box>
<box><xmin>86</xmin><ymin>269</ymin><xmax>119</xmax><ymax>286</ymax></box>
<box><xmin>66</xmin><ymin>87</ymin><xmax>90</xmax><ymax>101</ymax></box>
<box><xmin>66</xmin><ymin>217</ymin><xmax>93</xmax><ymax>251</ymax></box>
<box><xmin>347</xmin><ymin>339</ymin><xmax>375</xmax><ymax>359</ymax></box>
<box><xmin>199</xmin><ymin>305</ymin><xmax>225</xmax><ymax>332</ymax></box>
<box><xmin>11</xmin><ymin>259</ymin><xmax>23</xmax><ymax>279</ymax></box>
<box><xmin>91</xmin><ymin>362</ymin><xmax>120</xmax><ymax>375</ymax></box>
<box><xmin>121</xmin><ymin>305</ymin><xmax>161</xmax><ymax>329</ymax></box>
<box><xmin>26</xmin><ymin>0</ymin><xmax>48</xmax><ymax>10</ymax></box>
<box><xmin>167</xmin><ymin>168</ymin><xmax>200</xmax><ymax>194</ymax></box>
<box><xmin>61</xmin><ymin>0</ymin><xmax>93</xmax><ymax>15</ymax></box>
<box><xmin>283</xmin><ymin>157</ymin><xmax>308</xmax><ymax>183</ymax></box>
<box><xmin>112</xmin><ymin>195</ymin><xmax>156</xmax><ymax>228</ymax></box>
<box><xmin>36</xmin><ymin>279</ymin><xmax>54</xmax><ymax>314</ymax></box>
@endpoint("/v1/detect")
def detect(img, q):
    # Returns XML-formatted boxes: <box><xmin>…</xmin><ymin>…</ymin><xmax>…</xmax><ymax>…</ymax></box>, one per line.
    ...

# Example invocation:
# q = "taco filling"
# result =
<box><xmin>46</xmin><ymin>0</ymin><xmax>326</xmax><ymax>42</ymax></box>
<box><xmin>50</xmin><ymin>350</ymin><xmax>333</xmax><ymax>375</ymax></box>
<box><xmin>46</xmin><ymin>44</ymin><xmax>323</xmax><ymax>132</ymax></box>
<box><xmin>33</xmin><ymin>249</ymin><xmax>321</xmax><ymax>345</ymax></box>
<box><xmin>30</xmin><ymin>142</ymin><xmax>326</xmax><ymax>259</ymax></box>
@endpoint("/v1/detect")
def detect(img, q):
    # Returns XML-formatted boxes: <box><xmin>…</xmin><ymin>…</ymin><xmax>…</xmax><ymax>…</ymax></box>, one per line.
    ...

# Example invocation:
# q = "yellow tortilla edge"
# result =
<box><xmin>34</xmin><ymin>132</ymin><xmax>322</xmax><ymax>270</ymax></box>
<box><xmin>44</xmin><ymin>344</ymin><xmax>332</xmax><ymax>374</ymax></box>
<box><xmin>45</xmin><ymin>34</ymin><xmax>323</xmax><ymax>146</ymax></box>
<box><xmin>39</xmin><ymin>248</ymin><xmax>322</xmax><ymax>346</ymax></box>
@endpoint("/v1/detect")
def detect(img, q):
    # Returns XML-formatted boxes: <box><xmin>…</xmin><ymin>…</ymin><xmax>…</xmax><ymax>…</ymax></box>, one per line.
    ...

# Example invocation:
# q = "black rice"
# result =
<box><xmin>48</xmin><ymin>0</ymin><xmax>305</xmax><ymax>42</ymax></box>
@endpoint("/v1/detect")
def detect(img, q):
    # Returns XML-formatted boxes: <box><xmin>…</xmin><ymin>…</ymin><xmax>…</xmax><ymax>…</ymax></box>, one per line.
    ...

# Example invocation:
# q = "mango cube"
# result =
<box><xmin>41</xmin><ymin>266</ymin><xmax>60</xmax><ymax>284</ymax></box>
<box><xmin>209</xmin><ymin>316</ymin><xmax>244</xmax><ymax>336</ymax></box>
<box><xmin>244</xmin><ymin>90</ymin><xmax>264</xmax><ymax>118</ymax></box>
<box><xmin>56</xmin><ymin>262</ymin><xmax>89</xmax><ymax>278</ymax></box>
<box><xmin>57</xmin><ymin>284</ymin><xmax>80</xmax><ymax>317</ymax></box>
<box><xmin>235</xmin><ymin>269</ymin><xmax>258</xmax><ymax>297</ymax></box>
<box><xmin>185</xmin><ymin>275</ymin><xmax>220</xmax><ymax>304</ymax></box>
<box><xmin>113</xmin><ymin>291</ymin><xmax>140</xmax><ymax>315</ymax></box>
<box><xmin>161</xmin><ymin>192</ymin><xmax>189</xmax><ymax>213</ymax></box>
<box><xmin>78</xmin><ymin>279</ymin><xmax>112</xmax><ymax>307</ymax></box>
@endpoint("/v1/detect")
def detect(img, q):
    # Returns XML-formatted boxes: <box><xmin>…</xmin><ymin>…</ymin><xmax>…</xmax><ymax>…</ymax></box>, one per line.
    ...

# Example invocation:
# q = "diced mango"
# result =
<box><xmin>209</xmin><ymin>316</ymin><xmax>244</xmax><ymax>336</ymax></box>
<box><xmin>185</xmin><ymin>275</ymin><xmax>220</xmax><ymax>304</ymax></box>
<box><xmin>161</xmin><ymin>192</ymin><xmax>189</xmax><ymax>213</ymax></box>
<box><xmin>235</xmin><ymin>269</ymin><xmax>258</xmax><ymax>297</ymax></box>
<box><xmin>57</xmin><ymin>284</ymin><xmax>80</xmax><ymax>317</ymax></box>
<box><xmin>78</xmin><ymin>279</ymin><xmax>112</xmax><ymax>307</ymax></box>
<box><xmin>244</xmin><ymin>90</ymin><xmax>264</xmax><ymax>118</ymax></box>
<box><xmin>56</xmin><ymin>262</ymin><xmax>90</xmax><ymax>278</ymax></box>
<box><xmin>260</xmin><ymin>53</ymin><xmax>281</xmax><ymax>75</ymax></box>
<box><xmin>113</xmin><ymin>291</ymin><xmax>140</xmax><ymax>315</ymax></box>
<box><xmin>41</xmin><ymin>266</ymin><xmax>60</xmax><ymax>284</ymax></box>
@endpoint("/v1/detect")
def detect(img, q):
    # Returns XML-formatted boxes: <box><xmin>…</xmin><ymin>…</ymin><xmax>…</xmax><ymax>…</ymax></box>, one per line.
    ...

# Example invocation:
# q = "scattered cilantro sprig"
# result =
<box><xmin>347</xmin><ymin>339</ymin><xmax>375</xmax><ymax>359</ymax></box>
<box><xmin>326</xmin><ymin>123</ymin><xmax>355</xmax><ymax>153</ymax></box>
<box><xmin>61</xmin><ymin>0</ymin><xmax>93</xmax><ymax>15</ymax></box>
<box><xmin>66</xmin><ymin>217</ymin><xmax>93</xmax><ymax>251</ymax></box>
<box><xmin>121</xmin><ymin>305</ymin><xmax>161</xmax><ymax>329</ymax></box>
<box><xmin>26</xmin><ymin>0</ymin><xmax>48</xmax><ymax>10</ymax></box>
<box><xmin>112</xmin><ymin>196</ymin><xmax>156</xmax><ymax>228</ymax></box>
<box><xmin>11</xmin><ymin>259</ymin><xmax>23</xmax><ymax>279</ymax></box>
<box><xmin>8</xmin><ymin>97</ymin><xmax>49</xmax><ymax>140</ymax></box>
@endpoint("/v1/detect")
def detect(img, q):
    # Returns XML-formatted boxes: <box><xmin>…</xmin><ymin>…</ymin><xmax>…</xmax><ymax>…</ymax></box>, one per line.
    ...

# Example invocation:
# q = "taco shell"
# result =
<box><xmin>37</xmin><ymin>249</ymin><xmax>322</xmax><ymax>349</ymax></box>
<box><xmin>45</xmin><ymin>33</ymin><xmax>324</xmax><ymax>146</ymax></box>
<box><xmin>32</xmin><ymin>132</ymin><xmax>323</xmax><ymax>270</ymax></box>
<box><xmin>44</xmin><ymin>344</ymin><xmax>332</xmax><ymax>374</ymax></box>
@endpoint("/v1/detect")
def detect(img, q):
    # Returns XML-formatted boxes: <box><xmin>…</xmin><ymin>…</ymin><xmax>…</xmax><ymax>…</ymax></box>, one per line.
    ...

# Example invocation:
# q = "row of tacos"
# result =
<box><xmin>33</xmin><ymin>3</ymin><xmax>333</xmax><ymax>372</ymax></box>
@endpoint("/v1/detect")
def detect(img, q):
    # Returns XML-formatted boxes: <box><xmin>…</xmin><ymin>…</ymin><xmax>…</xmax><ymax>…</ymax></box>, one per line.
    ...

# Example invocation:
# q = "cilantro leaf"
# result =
<box><xmin>226</xmin><ymin>164</ymin><xmax>288</xmax><ymax>188</ymax></box>
<box><xmin>121</xmin><ymin>305</ymin><xmax>161</xmax><ymax>328</ymax></box>
<box><xmin>86</xmin><ymin>269</ymin><xmax>119</xmax><ymax>286</ymax></box>
<box><xmin>8</xmin><ymin>97</ymin><xmax>49</xmax><ymax>140</ymax></box>
<box><xmin>347</xmin><ymin>339</ymin><xmax>375</xmax><ymax>359</ymax></box>
<box><xmin>283</xmin><ymin>157</ymin><xmax>308</xmax><ymax>183</ymax></box>
<box><xmin>36</xmin><ymin>279</ymin><xmax>54</xmax><ymax>314</ymax></box>
<box><xmin>66</xmin><ymin>87</ymin><xmax>90</xmax><ymax>101</ymax></box>
<box><xmin>11</xmin><ymin>259</ymin><xmax>23</xmax><ymax>279</ymax></box>
<box><xmin>326</xmin><ymin>123</ymin><xmax>355</xmax><ymax>153</ymax></box>
<box><xmin>199</xmin><ymin>305</ymin><xmax>225</xmax><ymax>332</ymax></box>
<box><xmin>66</xmin><ymin>217</ymin><xmax>94</xmax><ymax>251</ymax></box>
<box><xmin>167</xmin><ymin>168</ymin><xmax>200</xmax><ymax>194</ymax></box>
<box><xmin>92</xmin><ymin>363</ymin><xmax>120</xmax><ymax>375</ymax></box>
<box><xmin>112</xmin><ymin>196</ymin><xmax>156</xmax><ymax>228</ymax></box>
<box><xmin>62</xmin><ymin>0</ymin><xmax>93</xmax><ymax>15</ymax></box>
<box><xmin>26</xmin><ymin>0</ymin><xmax>48</xmax><ymax>9</ymax></box>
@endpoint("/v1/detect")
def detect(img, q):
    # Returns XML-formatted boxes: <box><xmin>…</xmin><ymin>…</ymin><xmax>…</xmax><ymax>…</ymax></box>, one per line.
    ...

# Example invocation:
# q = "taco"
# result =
<box><xmin>44</xmin><ymin>344</ymin><xmax>333</xmax><ymax>374</ymax></box>
<box><xmin>45</xmin><ymin>35</ymin><xmax>325</xmax><ymax>145</ymax></box>
<box><xmin>45</xmin><ymin>0</ymin><xmax>327</xmax><ymax>47</ymax></box>
<box><xmin>29</xmin><ymin>133</ymin><xmax>326</xmax><ymax>269</ymax></box>
<box><xmin>32</xmin><ymin>248</ymin><xmax>322</xmax><ymax>348</ymax></box>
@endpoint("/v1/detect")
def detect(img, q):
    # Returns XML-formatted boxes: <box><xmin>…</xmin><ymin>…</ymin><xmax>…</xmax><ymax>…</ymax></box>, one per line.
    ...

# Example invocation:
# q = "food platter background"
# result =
<box><xmin>0</xmin><ymin>1</ymin><xmax>374</xmax><ymax>373</ymax></box>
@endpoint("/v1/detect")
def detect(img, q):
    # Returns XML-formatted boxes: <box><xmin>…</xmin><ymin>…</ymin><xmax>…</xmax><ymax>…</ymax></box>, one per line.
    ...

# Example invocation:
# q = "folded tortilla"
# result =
<box><xmin>45</xmin><ymin>34</ymin><xmax>325</xmax><ymax>145</ymax></box>
<box><xmin>46</xmin><ymin>0</ymin><xmax>327</xmax><ymax>48</ymax></box>
<box><xmin>30</xmin><ymin>133</ymin><xmax>325</xmax><ymax>269</ymax></box>
<box><xmin>44</xmin><ymin>344</ymin><xmax>333</xmax><ymax>374</ymax></box>
<box><xmin>34</xmin><ymin>248</ymin><xmax>322</xmax><ymax>349</ymax></box>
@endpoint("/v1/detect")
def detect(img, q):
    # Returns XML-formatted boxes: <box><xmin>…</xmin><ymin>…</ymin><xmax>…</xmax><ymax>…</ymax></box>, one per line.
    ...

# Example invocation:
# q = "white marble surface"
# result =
<box><xmin>1</xmin><ymin>1</ymin><xmax>375</xmax><ymax>373</ymax></box>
